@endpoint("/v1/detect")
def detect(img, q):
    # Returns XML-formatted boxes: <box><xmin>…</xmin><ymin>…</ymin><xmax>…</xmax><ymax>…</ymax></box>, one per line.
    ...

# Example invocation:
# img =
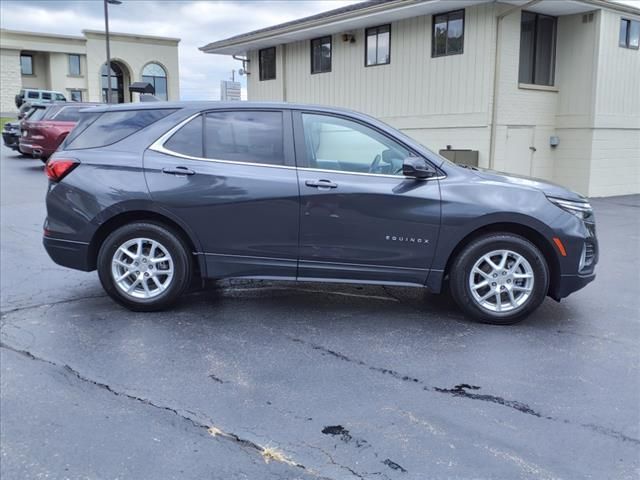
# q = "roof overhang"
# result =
<box><xmin>200</xmin><ymin>0</ymin><xmax>640</xmax><ymax>56</ymax></box>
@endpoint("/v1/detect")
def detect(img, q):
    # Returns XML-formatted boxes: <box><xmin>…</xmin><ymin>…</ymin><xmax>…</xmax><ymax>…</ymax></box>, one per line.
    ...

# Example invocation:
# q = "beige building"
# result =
<box><xmin>202</xmin><ymin>0</ymin><xmax>640</xmax><ymax>197</ymax></box>
<box><xmin>1</xmin><ymin>29</ymin><xmax>180</xmax><ymax>114</ymax></box>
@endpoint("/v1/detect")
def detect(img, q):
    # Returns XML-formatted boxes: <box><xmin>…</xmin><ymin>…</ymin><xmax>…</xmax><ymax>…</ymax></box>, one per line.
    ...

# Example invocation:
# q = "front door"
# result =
<box><xmin>144</xmin><ymin>109</ymin><xmax>299</xmax><ymax>279</ymax></box>
<box><xmin>293</xmin><ymin>111</ymin><xmax>441</xmax><ymax>285</ymax></box>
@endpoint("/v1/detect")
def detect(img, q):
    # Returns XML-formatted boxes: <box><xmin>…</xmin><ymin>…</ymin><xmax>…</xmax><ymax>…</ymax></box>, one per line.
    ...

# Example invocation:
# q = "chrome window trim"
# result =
<box><xmin>149</xmin><ymin>112</ymin><xmax>446</xmax><ymax>180</ymax></box>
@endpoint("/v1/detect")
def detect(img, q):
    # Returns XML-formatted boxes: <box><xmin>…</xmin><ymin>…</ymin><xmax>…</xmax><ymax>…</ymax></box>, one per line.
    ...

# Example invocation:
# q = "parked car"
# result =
<box><xmin>2</xmin><ymin>121</ymin><xmax>21</xmax><ymax>150</ymax></box>
<box><xmin>42</xmin><ymin>102</ymin><xmax>598</xmax><ymax>324</ymax></box>
<box><xmin>19</xmin><ymin>103</ymin><xmax>99</xmax><ymax>161</ymax></box>
<box><xmin>15</xmin><ymin>89</ymin><xmax>66</xmax><ymax>108</ymax></box>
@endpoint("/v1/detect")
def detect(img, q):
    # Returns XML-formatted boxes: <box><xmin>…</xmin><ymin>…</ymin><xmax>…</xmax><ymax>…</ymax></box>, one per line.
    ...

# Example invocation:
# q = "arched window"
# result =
<box><xmin>142</xmin><ymin>63</ymin><xmax>167</xmax><ymax>100</ymax></box>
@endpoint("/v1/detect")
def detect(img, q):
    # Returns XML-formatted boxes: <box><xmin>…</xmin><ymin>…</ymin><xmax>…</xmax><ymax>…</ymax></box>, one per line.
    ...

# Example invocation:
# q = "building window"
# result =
<box><xmin>311</xmin><ymin>36</ymin><xmax>332</xmax><ymax>74</ymax></box>
<box><xmin>619</xmin><ymin>18</ymin><xmax>640</xmax><ymax>49</ymax></box>
<box><xmin>69</xmin><ymin>90</ymin><xmax>83</xmax><ymax>102</ymax></box>
<box><xmin>142</xmin><ymin>63</ymin><xmax>168</xmax><ymax>100</ymax></box>
<box><xmin>20</xmin><ymin>55</ymin><xmax>33</xmax><ymax>75</ymax></box>
<box><xmin>365</xmin><ymin>25</ymin><xmax>391</xmax><ymax>66</ymax></box>
<box><xmin>68</xmin><ymin>54</ymin><xmax>81</xmax><ymax>75</ymax></box>
<box><xmin>259</xmin><ymin>47</ymin><xmax>276</xmax><ymax>81</ymax></box>
<box><xmin>432</xmin><ymin>10</ymin><xmax>464</xmax><ymax>57</ymax></box>
<box><xmin>519</xmin><ymin>11</ymin><xmax>557</xmax><ymax>86</ymax></box>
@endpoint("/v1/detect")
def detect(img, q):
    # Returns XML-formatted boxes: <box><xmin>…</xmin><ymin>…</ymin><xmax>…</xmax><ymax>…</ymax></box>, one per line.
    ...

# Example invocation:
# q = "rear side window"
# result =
<box><xmin>65</xmin><ymin>109</ymin><xmax>176</xmax><ymax>150</ymax></box>
<box><xmin>51</xmin><ymin>106</ymin><xmax>95</xmax><ymax>122</ymax></box>
<box><xmin>42</xmin><ymin>92</ymin><xmax>52</xmax><ymax>100</ymax></box>
<box><xmin>27</xmin><ymin>107</ymin><xmax>47</xmax><ymax>121</ymax></box>
<box><xmin>165</xmin><ymin>116</ymin><xmax>204</xmax><ymax>157</ymax></box>
<box><xmin>203</xmin><ymin>111</ymin><xmax>284</xmax><ymax>165</ymax></box>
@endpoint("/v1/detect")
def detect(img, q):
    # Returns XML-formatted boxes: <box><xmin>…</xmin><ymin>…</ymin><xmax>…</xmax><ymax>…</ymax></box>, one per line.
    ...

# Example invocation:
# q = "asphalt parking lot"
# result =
<box><xmin>1</xmin><ymin>143</ymin><xmax>639</xmax><ymax>479</ymax></box>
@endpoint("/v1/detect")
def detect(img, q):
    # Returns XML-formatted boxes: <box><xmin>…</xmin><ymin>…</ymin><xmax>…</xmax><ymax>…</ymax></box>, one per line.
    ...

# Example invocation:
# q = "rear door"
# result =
<box><xmin>293</xmin><ymin>111</ymin><xmax>441</xmax><ymax>285</ymax></box>
<box><xmin>144</xmin><ymin>109</ymin><xmax>300</xmax><ymax>280</ymax></box>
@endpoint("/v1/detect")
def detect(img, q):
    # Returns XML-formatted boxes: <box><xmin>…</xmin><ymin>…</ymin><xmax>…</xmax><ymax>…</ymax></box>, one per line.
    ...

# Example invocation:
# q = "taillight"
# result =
<box><xmin>46</xmin><ymin>159</ymin><xmax>79</xmax><ymax>182</ymax></box>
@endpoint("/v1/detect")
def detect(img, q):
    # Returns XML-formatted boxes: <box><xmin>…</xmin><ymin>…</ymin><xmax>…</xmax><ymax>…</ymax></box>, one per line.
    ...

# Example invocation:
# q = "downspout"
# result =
<box><xmin>281</xmin><ymin>44</ymin><xmax>287</xmax><ymax>102</ymax></box>
<box><xmin>488</xmin><ymin>0</ymin><xmax>542</xmax><ymax>169</ymax></box>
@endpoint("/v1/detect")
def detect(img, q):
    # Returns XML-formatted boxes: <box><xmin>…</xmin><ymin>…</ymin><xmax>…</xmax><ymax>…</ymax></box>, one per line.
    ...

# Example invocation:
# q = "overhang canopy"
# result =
<box><xmin>200</xmin><ymin>0</ymin><xmax>640</xmax><ymax>56</ymax></box>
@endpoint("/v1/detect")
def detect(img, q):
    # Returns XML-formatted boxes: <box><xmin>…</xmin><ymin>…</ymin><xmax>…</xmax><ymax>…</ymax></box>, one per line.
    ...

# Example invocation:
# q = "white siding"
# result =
<box><xmin>245</xmin><ymin>4</ymin><xmax>640</xmax><ymax>196</ymax></box>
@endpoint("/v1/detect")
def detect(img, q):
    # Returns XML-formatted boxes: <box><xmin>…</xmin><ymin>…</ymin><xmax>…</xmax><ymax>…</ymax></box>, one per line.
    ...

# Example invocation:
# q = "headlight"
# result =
<box><xmin>547</xmin><ymin>196</ymin><xmax>593</xmax><ymax>221</ymax></box>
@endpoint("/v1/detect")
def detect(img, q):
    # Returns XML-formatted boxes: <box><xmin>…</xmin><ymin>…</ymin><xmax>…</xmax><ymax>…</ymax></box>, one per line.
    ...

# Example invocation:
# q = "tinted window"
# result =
<box><xmin>432</xmin><ymin>10</ymin><xmax>464</xmax><ymax>57</ymax></box>
<box><xmin>311</xmin><ymin>36</ymin><xmax>332</xmax><ymax>73</ymax></box>
<box><xmin>204</xmin><ymin>111</ymin><xmax>283</xmax><ymax>165</ymax></box>
<box><xmin>301</xmin><ymin>113</ymin><xmax>410</xmax><ymax>175</ymax></box>
<box><xmin>27</xmin><ymin>107</ymin><xmax>47</xmax><ymax>121</ymax></box>
<box><xmin>60</xmin><ymin>112</ymin><xmax>101</xmax><ymax>149</ymax></box>
<box><xmin>66</xmin><ymin>109</ymin><xmax>175</xmax><ymax>150</ymax></box>
<box><xmin>52</xmin><ymin>106</ymin><xmax>95</xmax><ymax>122</ymax></box>
<box><xmin>259</xmin><ymin>47</ymin><xmax>276</xmax><ymax>81</ymax></box>
<box><xmin>41</xmin><ymin>92</ymin><xmax>52</xmax><ymax>100</ymax></box>
<box><xmin>165</xmin><ymin>115</ymin><xmax>203</xmax><ymax>157</ymax></box>
<box><xmin>27</xmin><ymin>91</ymin><xmax>39</xmax><ymax>99</ymax></box>
<box><xmin>519</xmin><ymin>11</ymin><xmax>557</xmax><ymax>85</ymax></box>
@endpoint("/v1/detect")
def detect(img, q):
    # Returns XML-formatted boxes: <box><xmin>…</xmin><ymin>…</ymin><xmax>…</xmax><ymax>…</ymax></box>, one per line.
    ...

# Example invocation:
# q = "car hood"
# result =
<box><xmin>470</xmin><ymin>167</ymin><xmax>587</xmax><ymax>202</ymax></box>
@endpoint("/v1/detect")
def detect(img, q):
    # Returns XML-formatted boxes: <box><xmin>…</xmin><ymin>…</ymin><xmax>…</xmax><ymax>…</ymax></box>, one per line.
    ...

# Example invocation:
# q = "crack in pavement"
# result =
<box><xmin>0</xmin><ymin>293</ymin><xmax>108</xmax><ymax>317</ymax></box>
<box><xmin>287</xmin><ymin>335</ymin><xmax>640</xmax><ymax>446</ymax></box>
<box><xmin>0</xmin><ymin>341</ymin><xmax>322</xmax><ymax>478</ymax></box>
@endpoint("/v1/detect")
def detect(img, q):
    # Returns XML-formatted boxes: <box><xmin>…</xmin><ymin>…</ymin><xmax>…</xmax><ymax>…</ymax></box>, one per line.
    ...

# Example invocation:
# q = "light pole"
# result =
<box><xmin>103</xmin><ymin>0</ymin><xmax>122</xmax><ymax>104</ymax></box>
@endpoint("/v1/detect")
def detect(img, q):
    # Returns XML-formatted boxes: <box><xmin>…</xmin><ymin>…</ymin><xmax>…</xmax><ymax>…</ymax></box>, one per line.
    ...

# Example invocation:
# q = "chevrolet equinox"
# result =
<box><xmin>43</xmin><ymin>103</ymin><xmax>598</xmax><ymax>324</ymax></box>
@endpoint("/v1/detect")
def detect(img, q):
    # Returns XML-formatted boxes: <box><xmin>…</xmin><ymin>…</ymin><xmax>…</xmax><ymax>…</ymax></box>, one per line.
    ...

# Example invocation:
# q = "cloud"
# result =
<box><xmin>0</xmin><ymin>0</ymin><xmax>357</xmax><ymax>100</ymax></box>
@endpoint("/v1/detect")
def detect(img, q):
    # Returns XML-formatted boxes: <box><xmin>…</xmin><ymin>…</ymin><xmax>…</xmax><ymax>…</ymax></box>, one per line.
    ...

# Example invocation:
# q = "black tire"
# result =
<box><xmin>449</xmin><ymin>233</ymin><xmax>549</xmax><ymax>325</ymax></box>
<box><xmin>97</xmin><ymin>222</ymin><xmax>192</xmax><ymax>312</ymax></box>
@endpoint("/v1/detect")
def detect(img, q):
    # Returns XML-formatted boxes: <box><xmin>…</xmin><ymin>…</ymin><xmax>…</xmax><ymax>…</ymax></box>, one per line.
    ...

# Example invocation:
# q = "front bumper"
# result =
<box><xmin>552</xmin><ymin>272</ymin><xmax>596</xmax><ymax>300</ymax></box>
<box><xmin>43</xmin><ymin>235</ymin><xmax>93</xmax><ymax>272</ymax></box>
<box><xmin>2</xmin><ymin>132</ymin><xmax>20</xmax><ymax>150</ymax></box>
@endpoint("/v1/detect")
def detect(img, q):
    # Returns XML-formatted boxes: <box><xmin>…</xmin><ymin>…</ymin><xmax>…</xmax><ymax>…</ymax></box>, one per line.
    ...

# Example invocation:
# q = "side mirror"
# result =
<box><xmin>402</xmin><ymin>156</ymin><xmax>437</xmax><ymax>179</ymax></box>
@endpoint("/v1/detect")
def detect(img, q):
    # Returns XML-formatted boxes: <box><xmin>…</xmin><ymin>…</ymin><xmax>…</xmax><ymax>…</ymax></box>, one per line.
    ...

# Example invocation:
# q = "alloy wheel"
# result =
<box><xmin>468</xmin><ymin>249</ymin><xmax>534</xmax><ymax>313</ymax></box>
<box><xmin>111</xmin><ymin>237</ymin><xmax>174</xmax><ymax>299</ymax></box>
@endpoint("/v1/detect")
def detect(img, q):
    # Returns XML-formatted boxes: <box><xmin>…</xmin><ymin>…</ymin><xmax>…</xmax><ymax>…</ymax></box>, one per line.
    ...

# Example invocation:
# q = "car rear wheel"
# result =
<box><xmin>449</xmin><ymin>233</ymin><xmax>549</xmax><ymax>324</ymax></box>
<box><xmin>97</xmin><ymin>222</ymin><xmax>191</xmax><ymax>311</ymax></box>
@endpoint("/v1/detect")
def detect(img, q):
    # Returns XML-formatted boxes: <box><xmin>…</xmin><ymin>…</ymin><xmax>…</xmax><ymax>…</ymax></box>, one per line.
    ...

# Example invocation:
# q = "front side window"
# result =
<box><xmin>204</xmin><ymin>111</ymin><xmax>284</xmax><ymax>165</ymax></box>
<box><xmin>432</xmin><ymin>10</ymin><xmax>464</xmax><ymax>57</ymax></box>
<box><xmin>301</xmin><ymin>113</ymin><xmax>410</xmax><ymax>175</ymax></box>
<box><xmin>20</xmin><ymin>55</ymin><xmax>33</xmax><ymax>75</ymax></box>
<box><xmin>41</xmin><ymin>92</ymin><xmax>52</xmax><ymax>100</ymax></box>
<box><xmin>519</xmin><ymin>11</ymin><xmax>557</xmax><ymax>86</ymax></box>
<box><xmin>620</xmin><ymin>18</ymin><xmax>640</xmax><ymax>49</ymax></box>
<box><xmin>366</xmin><ymin>24</ymin><xmax>391</xmax><ymax>66</ymax></box>
<box><xmin>259</xmin><ymin>47</ymin><xmax>276</xmax><ymax>81</ymax></box>
<box><xmin>142</xmin><ymin>63</ymin><xmax>168</xmax><ymax>100</ymax></box>
<box><xmin>311</xmin><ymin>36</ymin><xmax>332</xmax><ymax>74</ymax></box>
<box><xmin>69</xmin><ymin>54</ymin><xmax>81</xmax><ymax>75</ymax></box>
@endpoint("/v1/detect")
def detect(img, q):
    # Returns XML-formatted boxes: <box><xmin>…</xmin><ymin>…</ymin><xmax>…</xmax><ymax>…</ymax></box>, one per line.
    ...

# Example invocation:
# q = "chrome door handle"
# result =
<box><xmin>162</xmin><ymin>166</ymin><xmax>195</xmax><ymax>176</ymax></box>
<box><xmin>305</xmin><ymin>179</ymin><xmax>337</xmax><ymax>189</ymax></box>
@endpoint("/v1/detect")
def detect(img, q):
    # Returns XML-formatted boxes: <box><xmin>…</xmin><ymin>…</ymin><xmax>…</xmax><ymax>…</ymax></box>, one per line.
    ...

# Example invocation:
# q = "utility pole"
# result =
<box><xmin>103</xmin><ymin>0</ymin><xmax>122</xmax><ymax>103</ymax></box>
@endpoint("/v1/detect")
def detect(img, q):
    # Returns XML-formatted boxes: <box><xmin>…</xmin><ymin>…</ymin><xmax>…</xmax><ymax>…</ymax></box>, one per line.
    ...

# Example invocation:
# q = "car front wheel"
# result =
<box><xmin>449</xmin><ymin>233</ymin><xmax>549</xmax><ymax>324</ymax></box>
<box><xmin>97</xmin><ymin>222</ymin><xmax>192</xmax><ymax>311</ymax></box>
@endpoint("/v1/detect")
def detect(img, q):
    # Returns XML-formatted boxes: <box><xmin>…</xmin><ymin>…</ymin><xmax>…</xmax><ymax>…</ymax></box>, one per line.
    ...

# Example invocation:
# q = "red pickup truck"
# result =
<box><xmin>20</xmin><ymin>103</ymin><xmax>99</xmax><ymax>162</ymax></box>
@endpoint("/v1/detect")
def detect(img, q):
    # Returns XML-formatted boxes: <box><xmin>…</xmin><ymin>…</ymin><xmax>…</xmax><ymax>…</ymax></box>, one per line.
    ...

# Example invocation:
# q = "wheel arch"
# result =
<box><xmin>439</xmin><ymin>222</ymin><xmax>560</xmax><ymax>298</ymax></box>
<box><xmin>87</xmin><ymin>210</ymin><xmax>205</xmax><ymax>278</ymax></box>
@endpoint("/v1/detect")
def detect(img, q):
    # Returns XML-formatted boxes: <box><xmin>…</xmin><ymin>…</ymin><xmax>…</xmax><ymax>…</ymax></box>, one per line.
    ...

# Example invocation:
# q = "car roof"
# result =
<box><xmin>87</xmin><ymin>100</ymin><xmax>368</xmax><ymax>116</ymax></box>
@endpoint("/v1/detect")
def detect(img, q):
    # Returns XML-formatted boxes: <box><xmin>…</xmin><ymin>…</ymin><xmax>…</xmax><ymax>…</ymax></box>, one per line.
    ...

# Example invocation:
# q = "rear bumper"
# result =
<box><xmin>551</xmin><ymin>272</ymin><xmax>596</xmax><ymax>300</ymax></box>
<box><xmin>43</xmin><ymin>236</ymin><xmax>93</xmax><ymax>271</ymax></box>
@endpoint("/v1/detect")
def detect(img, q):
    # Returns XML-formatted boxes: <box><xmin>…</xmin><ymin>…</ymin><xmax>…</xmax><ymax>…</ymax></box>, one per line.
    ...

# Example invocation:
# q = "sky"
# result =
<box><xmin>0</xmin><ymin>0</ymin><xmax>358</xmax><ymax>100</ymax></box>
<box><xmin>1</xmin><ymin>0</ymin><xmax>638</xmax><ymax>100</ymax></box>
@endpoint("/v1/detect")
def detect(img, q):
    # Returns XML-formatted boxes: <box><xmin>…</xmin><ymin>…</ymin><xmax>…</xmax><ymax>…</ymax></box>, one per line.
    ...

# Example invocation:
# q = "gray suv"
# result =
<box><xmin>43</xmin><ymin>102</ymin><xmax>598</xmax><ymax>324</ymax></box>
